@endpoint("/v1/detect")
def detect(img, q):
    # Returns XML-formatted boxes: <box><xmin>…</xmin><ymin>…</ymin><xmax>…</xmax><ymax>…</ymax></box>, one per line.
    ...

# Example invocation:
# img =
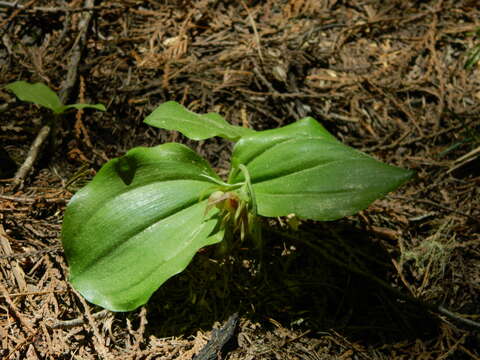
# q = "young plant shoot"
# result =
<box><xmin>5</xmin><ymin>81</ymin><xmax>106</xmax><ymax>186</ymax></box>
<box><xmin>61</xmin><ymin>101</ymin><xmax>413</xmax><ymax>311</ymax></box>
<box><xmin>5</xmin><ymin>81</ymin><xmax>106</xmax><ymax>115</ymax></box>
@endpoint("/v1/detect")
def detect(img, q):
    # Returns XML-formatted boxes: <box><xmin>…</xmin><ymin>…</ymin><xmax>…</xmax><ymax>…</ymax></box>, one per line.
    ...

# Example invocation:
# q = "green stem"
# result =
<box><xmin>199</xmin><ymin>174</ymin><xmax>243</xmax><ymax>189</ymax></box>
<box><xmin>47</xmin><ymin>113</ymin><xmax>61</xmax><ymax>156</ymax></box>
<box><xmin>238</xmin><ymin>164</ymin><xmax>257</xmax><ymax>216</ymax></box>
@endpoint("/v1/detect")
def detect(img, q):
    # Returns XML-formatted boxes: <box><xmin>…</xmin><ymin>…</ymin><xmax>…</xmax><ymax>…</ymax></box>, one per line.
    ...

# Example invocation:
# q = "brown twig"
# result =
<box><xmin>0</xmin><ymin>289</ymin><xmax>67</xmax><ymax>298</ymax></box>
<box><xmin>239</xmin><ymin>0</ymin><xmax>263</xmax><ymax>64</ymax></box>
<box><xmin>364</xmin><ymin>118</ymin><xmax>476</xmax><ymax>152</ymax></box>
<box><xmin>11</xmin><ymin>0</ymin><xmax>96</xmax><ymax>188</ymax></box>
<box><xmin>49</xmin><ymin>309</ymin><xmax>110</xmax><ymax>330</ymax></box>
<box><xmin>0</xmin><ymin>1</ymin><xmax>121</xmax><ymax>13</ymax></box>
<box><xmin>0</xmin><ymin>194</ymin><xmax>66</xmax><ymax>203</ymax></box>
<box><xmin>0</xmin><ymin>224</ymin><xmax>27</xmax><ymax>291</ymax></box>
<box><xmin>271</xmin><ymin>227</ymin><xmax>480</xmax><ymax>331</ymax></box>
<box><xmin>73</xmin><ymin>289</ymin><xmax>110</xmax><ymax>358</ymax></box>
<box><xmin>0</xmin><ymin>0</ymin><xmax>39</xmax><ymax>29</ymax></box>
<box><xmin>11</xmin><ymin>124</ymin><xmax>51</xmax><ymax>188</ymax></box>
<box><xmin>0</xmin><ymin>246</ymin><xmax>63</xmax><ymax>260</ymax></box>
<box><xmin>2</xmin><ymin>331</ymin><xmax>38</xmax><ymax>360</ymax></box>
<box><xmin>0</xmin><ymin>283</ymin><xmax>36</xmax><ymax>334</ymax></box>
<box><xmin>389</xmin><ymin>195</ymin><xmax>480</xmax><ymax>224</ymax></box>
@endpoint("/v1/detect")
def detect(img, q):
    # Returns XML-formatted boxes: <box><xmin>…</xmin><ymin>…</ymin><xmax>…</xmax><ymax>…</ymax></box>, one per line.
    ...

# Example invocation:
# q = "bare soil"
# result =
<box><xmin>1</xmin><ymin>1</ymin><xmax>479</xmax><ymax>359</ymax></box>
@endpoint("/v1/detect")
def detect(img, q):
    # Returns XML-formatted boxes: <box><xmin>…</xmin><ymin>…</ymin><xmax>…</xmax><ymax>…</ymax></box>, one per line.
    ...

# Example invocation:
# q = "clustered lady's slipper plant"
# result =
<box><xmin>61</xmin><ymin>101</ymin><xmax>413</xmax><ymax>311</ymax></box>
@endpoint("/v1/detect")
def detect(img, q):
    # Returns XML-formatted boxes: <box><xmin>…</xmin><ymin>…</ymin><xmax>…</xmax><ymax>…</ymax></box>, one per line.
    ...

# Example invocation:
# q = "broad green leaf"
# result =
<box><xmin>229</xmin><ymin>117</ymin><xmax>338</xmax><ymax>175</ymax></box>
<box><xmin>5</xmin><ymin>81</ymin><xmax>106</xmax><ymax>114</ymax></box>
<box><xmin>144</xmin><ymin>101</ymin><xmax>255</xmax><ymax>141</ymax></box>
<box><xmin>6</xmin><ymin>81</ymin><xmax>63</xmax><ymax>113</ymax></box>
<box><xmin>229</xmin><ymin>118</ymin><xmax>413</xmax><ymax>221</ymax></box>
<box><xmin>60</xmin><ymin>103</ymin><xmax>106</xmax><ymax>113</ymax></box>
<box><xmin>62</xmin><ymin>143</ymin><xmax>223</xmax><ymax>311</ymax></box>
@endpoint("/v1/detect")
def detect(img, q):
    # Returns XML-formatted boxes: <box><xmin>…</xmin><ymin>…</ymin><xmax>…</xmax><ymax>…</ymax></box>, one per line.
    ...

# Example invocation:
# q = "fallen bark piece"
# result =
<box><xmin>193</xmin><ymin>313</ymin><xmax>239</xmax><ymax>360</ymax></box>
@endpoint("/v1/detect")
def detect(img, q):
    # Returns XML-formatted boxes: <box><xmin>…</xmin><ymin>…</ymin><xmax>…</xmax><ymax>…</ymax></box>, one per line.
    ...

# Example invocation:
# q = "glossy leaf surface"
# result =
<box><xmin>230</xmin><ymin>118</ymin><xmax>413</xmax><ymax>221</ymax></box>
<box><xmin>62</xmin><ymin>143</ymin><xmax>223</xmax><ymax>311</ymax></box>
<box><xmin>144</xmin><ymin>101</ymin><xmax>254</xmax><ymax>141</ymax></box>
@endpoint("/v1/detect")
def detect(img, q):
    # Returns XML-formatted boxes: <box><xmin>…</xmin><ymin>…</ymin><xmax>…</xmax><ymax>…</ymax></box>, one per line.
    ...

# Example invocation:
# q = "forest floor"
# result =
<box><xmin>1</xmin><ymin>0</ymin><xmax>480</xmax><ymax>359</ymax></box>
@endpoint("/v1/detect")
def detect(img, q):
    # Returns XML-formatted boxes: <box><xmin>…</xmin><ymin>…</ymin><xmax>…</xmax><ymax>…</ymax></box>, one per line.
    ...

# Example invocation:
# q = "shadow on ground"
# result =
<box><xmin>133</xmin><ymin>219</ymin><xmax>438</xmax><ymax>346</ymax></box>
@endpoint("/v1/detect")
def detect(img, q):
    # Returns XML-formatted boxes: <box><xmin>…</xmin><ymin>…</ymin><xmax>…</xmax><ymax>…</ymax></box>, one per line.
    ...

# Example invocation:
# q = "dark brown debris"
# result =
<box><xmin>1</xmin><ymin>0</ymin><xmax>479</xmax><ymax>359</ymax></box>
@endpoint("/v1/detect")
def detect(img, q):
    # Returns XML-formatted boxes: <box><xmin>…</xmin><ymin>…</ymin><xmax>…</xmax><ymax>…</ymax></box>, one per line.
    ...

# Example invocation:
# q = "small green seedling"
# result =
<box><xmin>5</xmin><ymin>81</ymin><xmax>106</xmax><ymax>185</ymax></box>
<box><xmin>61</xmin><ymin>101</ymin><xmax>413</xmax><ymax>311</ymax></box>
<box><xmin>5</xmin><ymin>81</ymin><xmax>106</xmax><ymax>115</ymax></box>
<box><xmin>464</xmin><ymin>27</ymin><xmax>480</xmax><ymax>70</ymax></box>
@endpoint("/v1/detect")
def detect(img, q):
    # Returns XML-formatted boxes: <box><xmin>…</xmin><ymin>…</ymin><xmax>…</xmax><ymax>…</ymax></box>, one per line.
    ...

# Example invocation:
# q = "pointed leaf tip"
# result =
<box><xmin>144</xmin><ymin>101</ymin><xmax>254</xmax><ymax>141</ymax></box>
<box><xmin>230</xmin><ymin>119</ymin><xmax>414</xmax><ymax>221</ymax></box>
